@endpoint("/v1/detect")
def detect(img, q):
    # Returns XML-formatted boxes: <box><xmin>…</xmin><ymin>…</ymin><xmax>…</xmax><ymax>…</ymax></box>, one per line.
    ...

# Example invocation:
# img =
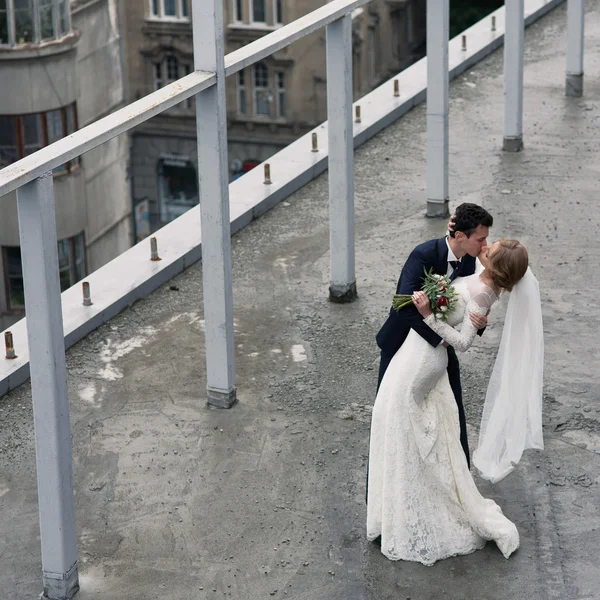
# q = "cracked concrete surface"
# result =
<box><xmin>2</xmin><ymin>2</ymin><xmax>600</xmax><ymax>599</ymax></box>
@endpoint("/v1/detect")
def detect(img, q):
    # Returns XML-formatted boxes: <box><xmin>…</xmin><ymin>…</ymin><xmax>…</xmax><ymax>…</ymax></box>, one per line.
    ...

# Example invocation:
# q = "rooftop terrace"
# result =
<box><xmin>1</xmin><ymin>1</ymin><xmax>600</xmax><ymax>599</ymax></box>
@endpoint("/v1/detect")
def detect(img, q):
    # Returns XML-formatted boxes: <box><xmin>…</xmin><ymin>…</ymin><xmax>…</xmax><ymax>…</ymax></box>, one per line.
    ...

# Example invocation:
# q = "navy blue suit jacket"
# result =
<box><xmin>376</xmin><ymin>237</ymin><xmax>478</xmax><ymax>357</ymax></box>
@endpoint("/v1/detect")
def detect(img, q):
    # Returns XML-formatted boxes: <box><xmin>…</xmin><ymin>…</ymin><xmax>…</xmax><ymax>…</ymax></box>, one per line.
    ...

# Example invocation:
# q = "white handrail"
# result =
<box><xmin>0</xmin><ymin>0</ymin><xmax>371</xmax><ymax>199</ymax></box>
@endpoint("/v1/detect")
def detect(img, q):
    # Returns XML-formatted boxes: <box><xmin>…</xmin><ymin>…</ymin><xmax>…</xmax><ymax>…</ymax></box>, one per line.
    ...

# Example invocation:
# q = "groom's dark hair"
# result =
<box><xmin>449</xmin><ymin>203</ymin><xmax>493</xmax><ymax>238</ymax></box>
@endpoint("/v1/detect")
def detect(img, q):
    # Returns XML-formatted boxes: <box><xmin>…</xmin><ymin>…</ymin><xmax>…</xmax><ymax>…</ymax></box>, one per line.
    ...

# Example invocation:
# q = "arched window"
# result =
<box><xmin>154</xmin><ymin>54</ymin><xmax>193</xmax><ymax>110</ymax></box>
<box><xmin>0</xmin><ymin>0</ymin><xmax>70</xmax><ymax>47</ymax></box>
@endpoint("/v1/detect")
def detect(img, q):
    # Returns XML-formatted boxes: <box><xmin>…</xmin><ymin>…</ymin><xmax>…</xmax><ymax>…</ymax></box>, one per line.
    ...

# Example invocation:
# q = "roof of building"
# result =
<box><xmin>1</xmin><ymin>2</ymin><xmax>599</xmax><ymax>598</ymax></box>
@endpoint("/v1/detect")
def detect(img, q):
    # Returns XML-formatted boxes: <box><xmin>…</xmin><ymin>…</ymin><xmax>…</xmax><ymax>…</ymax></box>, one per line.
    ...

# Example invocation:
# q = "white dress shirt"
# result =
<box><xmin>445</xmin><ymin>236</ymin><xmax>461</xmax><ymax>277</ymax></box>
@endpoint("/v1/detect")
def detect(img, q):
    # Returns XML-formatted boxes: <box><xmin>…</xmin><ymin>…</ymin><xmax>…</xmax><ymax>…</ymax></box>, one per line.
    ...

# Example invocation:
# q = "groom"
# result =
<box><xmin>375</xmin><ymin>203</ymin><xmax>493</xmax><ymax>467</ymax></box>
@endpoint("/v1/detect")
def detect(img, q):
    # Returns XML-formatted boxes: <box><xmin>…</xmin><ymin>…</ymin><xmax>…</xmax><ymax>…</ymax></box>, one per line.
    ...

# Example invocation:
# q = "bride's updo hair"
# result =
<box><xmin>488</xmin><ymin>239</ymin><xmax>529</xmax><ymax>292</ymax></box>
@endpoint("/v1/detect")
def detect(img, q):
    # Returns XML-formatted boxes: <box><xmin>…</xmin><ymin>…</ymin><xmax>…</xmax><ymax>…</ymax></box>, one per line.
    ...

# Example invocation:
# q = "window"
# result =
<box><xmin>232</xmin><ymin>0</ymin><xmax>242</xmax><ymax>22</ymax></box>
<box><xmin>238</xmin><ymin>69</ymin><xmax>247</xmax><ymax>115</ymax></box>
<box><xmin>0</xmin><ymin>0</ymin><xmax>70</xmax><ymax>46</ymax></box>
<box><xmin>149</xmin><ymin>0</ymin><xmax>189</xmax><ymax>20</ymax></box>
<box><xmin>157</xmin><ymin>156</ymin><xmax>198</xmax><ymax>223</ymax></box>
<box><xmin>58</xmin><ymin>235</ymin><xmax>85</xmax><ymax>291</ymax></box>
<box><xmin>0</xmin><ymin>1</ymin><xmax>8</xmax><ymax>45</ymax></box>
<box><xmin>254</xmin><ymin>62</ymin><xmax>270</xmax><ymax>116</ymax></box>
<box><xmin>154</xmin><ymin>55</ymin><xmax>193</xmax><ymax>111</ymax></box>
<box><xmin>166</xmin><ymin>55</ymin><xmax>179</xmax><ymax>82</ymax></box>
<box><xmin>251</xmin><ymin>0</ymin><xmax>266</xmax><ymax>23</ymax></box>
<box><xmin>235</xmin><ymin>64</ymin><xmax>289</xmax><ymax>120</ymax></box>
<box><xmin>368</xmin><ymin>28</ymin><xmax>376</xmax><ymax>83</ymax></box>
<box><xmin>184</xmin><ymin>63</ymin><xmax>193</xmax><ymax>109</ymax></box>
<box><xmin>0</xmin><ymin>116</ymin><xmax>18</xmax><ymax>168</ymax></box>
<box><xmin>4</xmin><ymin>247</ymin><xmax>24</xmax><ymax>309</ymax></box>
<box><xmin>276</xmin><ymin>72</ymin><xmax>286</xmax><ymax>118</ymax></box>
<box><xmin>406</xmin><ymin>2</ymin><xmax>414</xmax><ymax>46</ymax></box>
<box><xmin>274</xmin><ymin>0</ymin><xmax>283</xmax><ymax>25</ymax></box>
<box><xmin>154</xmin><ymin>62</ymin><xmax>163</xmax><ymax>89</ymax></box>
<box><xmin>40</xmin><ymin>0</ymin><xmax>56</xmax><ymax>41</ymax></box>
<box><xmin>0</xmin><ymin>104</ymin><xmax>79</xmax><ymax>172</ymax></box>
<box><xmin>3</xmin><ymin>233</ymin><xmax>86</xmax><ymax>310</ymax></box>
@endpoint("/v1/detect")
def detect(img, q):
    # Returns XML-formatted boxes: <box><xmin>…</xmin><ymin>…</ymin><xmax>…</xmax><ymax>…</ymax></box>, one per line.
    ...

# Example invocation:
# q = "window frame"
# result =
<box><xmin>0</xmin><ymin>103</ymin><xmax>80</xmax><ymax>174</ymax></box>
<box><xmin>275</xmin><ymin>70</ymin><xmax>286</xmax><ymax>120</ymax></box>
<box><xmin>2</xmin><ymin>232</ymin><xmax>86</xmax><ymax>312</ymax></box>
<box><xmin>237</xmin><ymin>69</ymin><xmax>247</xmax><ymax>117</ymax></box>
<box><xmin>153</xmin><ymin>55</ymin><xmax>194</xmax><ymax>113</ymax></box>
<box><xmin>253</xmin><ymin>61</ymin><xmax>271</xmax><ymax>118</ymax></box>
<box><xmin>273</xmin><ymin>0</ymin><xmax>283</xmax><ymax>25</ymax></box>
<box><xmin>249</xmin><ymin>0</ymin><xmax>267</xmax><ymax>24</ymax></box>
<box><xmin>0</xmin><ymin>0</ymin><xmax>71</xmax><ymax>47</ymax></box>
<box><xmin>148</xmin><ymin>0</ymin><xmax>190</xmax><ymax>22</ymax></box>
<box><xmin>232</xmin><ymin>0</ymin><xmax>243</xmax><ymax>23</ymax></box>
<box><xmin>2</xmin><ymin>246</ymin><xmax>25</xmax><ymax>311</ymax></box>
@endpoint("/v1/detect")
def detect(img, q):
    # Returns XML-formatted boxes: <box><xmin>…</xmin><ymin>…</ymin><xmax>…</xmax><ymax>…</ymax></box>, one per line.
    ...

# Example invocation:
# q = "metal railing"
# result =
<box><xmin>0</xmin><ymin>0</ymin><xmax>585</xmax><ymax>597</ymax></box>
<box><xmin>0</xmin><ymin>0</ymin><xmax>368</xmax><ymax>597</ymax></box>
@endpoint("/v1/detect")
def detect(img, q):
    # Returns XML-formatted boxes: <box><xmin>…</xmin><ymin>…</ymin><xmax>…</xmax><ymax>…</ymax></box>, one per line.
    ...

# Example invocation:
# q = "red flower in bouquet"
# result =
<box><xmin>391</xmin><ymin>268</ymin><xmax>459</xmax><ymax>322</ymax></box>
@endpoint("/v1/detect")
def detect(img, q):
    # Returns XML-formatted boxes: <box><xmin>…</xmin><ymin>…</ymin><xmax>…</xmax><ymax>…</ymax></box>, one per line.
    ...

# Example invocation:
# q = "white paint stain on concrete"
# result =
<box><xmin>291</xmin><ymin>344</ymin><xmax>307</xmax><ymax>362</ymax></box>
<box><xmin>79</xmin><ymin>382</ymin><xmax>99</xmax><ymax>407</ymax></box>
<box><xmin>98</xmin><ymin>327</ymin><xmax>157</xmax><ymax>381</ymax></box>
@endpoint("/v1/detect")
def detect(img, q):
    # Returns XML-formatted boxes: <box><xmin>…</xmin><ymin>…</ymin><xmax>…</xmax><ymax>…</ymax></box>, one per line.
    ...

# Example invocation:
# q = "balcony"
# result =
<box><xmin>0</xmin><ymin>0</ymin><xmax>596</xmax><ymax>599</ymax></box>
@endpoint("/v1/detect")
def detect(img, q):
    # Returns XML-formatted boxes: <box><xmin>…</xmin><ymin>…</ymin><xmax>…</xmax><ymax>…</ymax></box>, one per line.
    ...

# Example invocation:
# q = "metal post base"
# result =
<box><xmin>207</xmin><ymin>387</ymin><xmax>237</xmax><ymax>409</ymax></box>
<box><xmin>329</xmin><ymin>281</ymin><xmax>358</xmax><ymax>304</ymax></box>
<box><xmin>502</xmin><ymin>136</ymin><xmax>523</xmax><ymax>152</ymax></box>
<box><xmin>565</xmin><ymin>73</ymin><xmax>583</xmax><ymax>97</ymax></box>
<box><xmin>42</xmin><ymin>565</ymin><xmax>79</xmax><ymax>600</ymax></box>
<box><xmin>426</xmin><ymin>199</ymin><xmax>450</xmax><ymax>218</ymax></box>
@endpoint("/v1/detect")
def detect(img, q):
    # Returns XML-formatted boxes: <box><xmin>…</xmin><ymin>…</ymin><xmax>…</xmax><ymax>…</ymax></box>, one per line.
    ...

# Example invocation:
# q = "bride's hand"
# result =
<box><xmin>412</xmin><ymin>291</ymin><xmax>432</xmax><ymax>317</ymax></box>
<box><xmin>447</xmin><ymin>214</ymin><xmax>457</xmax><ymax>234</ymax></box>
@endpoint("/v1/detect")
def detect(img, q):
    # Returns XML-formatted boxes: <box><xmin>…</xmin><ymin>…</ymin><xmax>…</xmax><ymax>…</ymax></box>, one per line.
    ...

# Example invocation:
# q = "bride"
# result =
<box><xmin>366</xmin><ymin>238</ymin><xmax>544</xmax><ymax>565</ymax></box>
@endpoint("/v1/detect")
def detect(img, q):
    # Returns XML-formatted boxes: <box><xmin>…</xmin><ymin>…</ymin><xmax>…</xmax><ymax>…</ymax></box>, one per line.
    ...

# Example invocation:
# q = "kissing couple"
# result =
<box><xmin>367</xmin><ymin>203</ymin><xmax>544</xmax><ymax>565</ymax></box>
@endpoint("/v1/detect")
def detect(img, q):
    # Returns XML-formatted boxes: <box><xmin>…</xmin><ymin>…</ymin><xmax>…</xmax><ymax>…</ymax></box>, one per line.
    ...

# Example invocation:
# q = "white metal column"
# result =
<box><xmin>503</xmin><ymin>0</ymin><xmax>525</xmax><ymax>152</ymax></box>
<box><xmin>426</xmin><ymin>0</ymin><xmax>450</xmax><ymax>218</ymax></box>
<box><xmin>326</xmin><ymin>14</ymin><xmax>357</xmax><ymax>303</ymax></box>
<box><xmin>566</xmin><ymin>0</ymin><xmax>585</xmax><ymax>97</ymax></box>
<box><xmin>16</xmin><ymin>174</ymin><xmax>79</xmax><ymax>600</ymax></box>
<box><xmin>192</xmin><ymin>0</ymin><xmax>236</xmax><ymax>408</ymax></box>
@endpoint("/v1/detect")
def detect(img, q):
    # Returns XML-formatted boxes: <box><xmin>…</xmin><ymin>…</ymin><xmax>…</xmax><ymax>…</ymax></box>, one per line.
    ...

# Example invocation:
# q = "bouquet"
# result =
<box><xmin>392</xmin><ymin>267</ymin><xmax>459</xmax><ymax>321</ymax></box>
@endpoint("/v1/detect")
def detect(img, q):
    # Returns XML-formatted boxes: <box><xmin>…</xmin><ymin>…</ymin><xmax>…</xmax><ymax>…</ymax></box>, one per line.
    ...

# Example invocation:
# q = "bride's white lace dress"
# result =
<box><xmin>366</xmin><ymin>274</ymin><xmax>519</xmax><ymax>565</ymax></box>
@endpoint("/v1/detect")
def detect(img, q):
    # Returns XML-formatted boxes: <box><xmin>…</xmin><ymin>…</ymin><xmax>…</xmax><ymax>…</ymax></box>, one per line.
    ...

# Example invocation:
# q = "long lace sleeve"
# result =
<box><xmin>423</xmin><ymin>291</ymin><xmax>493</xmax><ymax>352</ymax></box>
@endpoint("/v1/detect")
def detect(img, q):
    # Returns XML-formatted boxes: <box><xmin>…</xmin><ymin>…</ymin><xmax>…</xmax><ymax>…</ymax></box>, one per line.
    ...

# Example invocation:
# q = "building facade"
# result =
<box><xmin>123</xmin><ymin>0</ymin><xmax>426</xmax><ymax>238</ymax></box>
<box><xmin>0</xmin><ymin>0</ymin><xmax>426</xmax><ymax>328</ymax></box>
<box><xmin>0</xmin><ymin>0</ymin><xmax>130</xmax><ymax>329</ymax></box>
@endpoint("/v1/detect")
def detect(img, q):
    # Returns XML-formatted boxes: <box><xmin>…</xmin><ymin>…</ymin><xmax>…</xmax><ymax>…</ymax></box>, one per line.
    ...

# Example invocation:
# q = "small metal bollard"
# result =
<box><xmin>491</xmin><ymin>15</ymin><xmax>496</xmax><ymax>32</ymax></box>
<box><xmin>5</xmin><ymin>331</ymin><xmax>16</xmax><ymax>360</ymax></box>
<box><xmin>82</xmin><ymin>281</ymin><xmax>93</xmax><ymax>306</ymax></box>
<box><xmin>311</xmin><ymin>132</ymin><xmax>319</xmax><ymax>152</ymax></box>
<box><xmin>461</xmin><ymin>35</ymin><xmax>467</xmax><ymax>51</ymax></box>
<box><xmin>150</xmin><ymin>237</ymin><xmax>161</xmax><ymax>261</ymax></box>
<box><xmin>264</xmin><ymin>163</ymin><xmax>272</xmax><ymax>184</ymax></box>
<box><xmin>393</xmin><ymin>79</ymin><xmax>400</xmax><ymax>97</ymax></box>
<box><xmin>354</xmin><ymin>105</ymin><xmax>361</xmax><ymax>124</ymax></box>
